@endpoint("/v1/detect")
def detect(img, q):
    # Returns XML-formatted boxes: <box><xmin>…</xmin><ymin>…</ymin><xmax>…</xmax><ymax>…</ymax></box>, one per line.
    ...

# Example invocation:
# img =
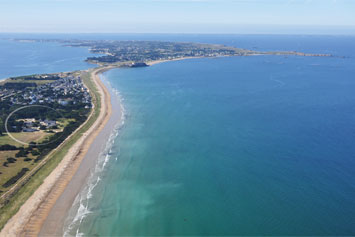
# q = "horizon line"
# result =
<box><xmin>1</xmin><ymin>32</ymin><xmax>355</xmax><ymax>36</ymax></box>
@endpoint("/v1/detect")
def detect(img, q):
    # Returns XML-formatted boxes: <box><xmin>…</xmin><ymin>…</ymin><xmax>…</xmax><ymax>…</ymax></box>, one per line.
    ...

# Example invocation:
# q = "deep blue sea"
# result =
<box><xmin>1</xmin><ymin>34</ymin><xmax>355</xmax><ymax>235</ymax></box>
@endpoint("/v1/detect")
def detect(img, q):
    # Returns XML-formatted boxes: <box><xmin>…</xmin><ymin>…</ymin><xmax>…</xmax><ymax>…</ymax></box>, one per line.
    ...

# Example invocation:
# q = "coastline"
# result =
<box><xmin>0</xmin><ymin>36</ymin><xmax>348</xmax><ymax>236</ymax></box>
<box><xmin>43</xmin><ymin>58</ymin><xmax>197</xmax><ymax>235</ymax></box>
<box><xmin>0</xmin><ymin>66</ymin><xmax>119</xmax><ymax>236</ymax></box>
<box><xmin>0</xmin><ymin>53</ymin><xmax>332</xmax><ymax>235</ymax></box>
<box><xmin>0</xmin><ymin>57</ymin><xmax>206</xmax><ymax>236</ymax></box>
<box><xmin>0</xmin><ymin>57</ymin><xmax>212</xmax><ymax>236</ymax></box>
<box><xmin>40</xmin><ymin>70</ymin><xmax>123</xmax><ymax>236</ymax></box>
<box><xmin>0</xmin><ymin>58</ymin><xmax>196</xmax><ymax>236</ymax></box>
<box><xmin>146</xmin><ymin>56</ymin><xmax>207</xmax><ymax>66</ymax></box>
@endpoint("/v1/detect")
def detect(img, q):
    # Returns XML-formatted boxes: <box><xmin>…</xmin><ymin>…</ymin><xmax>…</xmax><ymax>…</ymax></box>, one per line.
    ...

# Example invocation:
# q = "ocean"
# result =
<box><xmin>0</xmin><ymin>37</ymin><xmax>96</xmax><ymax>80</ymax></box>
<box><xmin>1</xmin><ymin>34</ymin><xmax>355</xmax><ymax>235</ymax></box>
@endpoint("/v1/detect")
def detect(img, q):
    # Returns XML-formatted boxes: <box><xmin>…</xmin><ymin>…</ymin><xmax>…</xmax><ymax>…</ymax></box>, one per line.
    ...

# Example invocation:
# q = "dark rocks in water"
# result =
<box><xmin>130</xmin><ymin>62</ymin><xmax>148</xmax><ymax>68</ymax></box>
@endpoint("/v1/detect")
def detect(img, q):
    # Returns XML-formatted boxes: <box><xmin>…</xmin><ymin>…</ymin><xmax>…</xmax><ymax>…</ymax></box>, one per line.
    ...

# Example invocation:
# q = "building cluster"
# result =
<box><xmin>0</xmin><ymin>76</ymin><xmax>91</xmax><ymax>108</ymax></box>
<box><xmin>20</xmin><ymin>118</ymin><xmax>57</xmax><ymax>132</ymax></box>
<box><xmin>0</xmin><ymin>75</ymin><xmax>92</xmax><ymax>134</ymax></box>
<box><xmin>83</xmin><ymin>41</ymin><xmax>247</xmax><ymax>64</ymax></box>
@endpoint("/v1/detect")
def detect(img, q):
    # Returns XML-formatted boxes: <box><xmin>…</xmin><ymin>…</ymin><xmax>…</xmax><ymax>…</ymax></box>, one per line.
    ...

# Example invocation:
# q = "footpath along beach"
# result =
<box><xmin>0</xmin><ymin>66</ymin><xmax>122</xmax><ymax>236</ymax></box>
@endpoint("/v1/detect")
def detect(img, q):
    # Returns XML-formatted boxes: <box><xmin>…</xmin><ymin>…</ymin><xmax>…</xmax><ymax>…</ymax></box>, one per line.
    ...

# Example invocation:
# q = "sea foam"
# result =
<box><xmin>63</xmin><ymin>75</ymin><xmax>126</xmax><ymax>237</ymax></box>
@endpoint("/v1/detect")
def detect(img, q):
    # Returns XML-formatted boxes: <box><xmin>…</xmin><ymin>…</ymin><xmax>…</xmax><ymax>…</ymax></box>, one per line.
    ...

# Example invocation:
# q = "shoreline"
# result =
<box><xmin>0</xmin><ymin>58</ymin><xmax>195</xmax><ymax>236</ymax></box>
<box><xmin>40</xmin><ymin>59</ymin><xmax>192</xmax><ymax>235</ymax></box>
<box><xmin>40</xmin><ymin>69</ymin><xmax>123</xmax><ymax>236</ymax></box>
<box><xmin>0</xmin><ymin>66</ymin><xmax>119</xmax><ymax>236</ymax></box>
<box><xmin>0</xmin><ymin>57</ymin><xmax>204</xmax><ymax>236</ymax></box>
<box><xmin>146</xmin><ymin>56</ymin><xmax>210</xmax><ymax>66</ymax></box>
<box><xmin>0</xmin><ymin>57</ymin><xmax>210</xmax><ymax>236</ymax></box>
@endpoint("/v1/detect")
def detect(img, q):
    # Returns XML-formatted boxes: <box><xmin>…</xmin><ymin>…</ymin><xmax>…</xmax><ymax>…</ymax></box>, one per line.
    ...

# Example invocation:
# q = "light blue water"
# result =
<box><xmin>0</xmin><ymin>38</ymin><xmax>96</xmax><ymax>79</ymax></box>
<box><xmin>69</xmin><ymin>36</ymin><xmax>355</xmax><ymax>235</ymax></box>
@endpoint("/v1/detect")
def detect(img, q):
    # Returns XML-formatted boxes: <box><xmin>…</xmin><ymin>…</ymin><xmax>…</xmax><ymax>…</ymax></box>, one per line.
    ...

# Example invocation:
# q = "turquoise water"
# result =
<box><xmin>72</xmin><ymin>36</ymin><xmax>355</xmax><ymax>235</ymax></box>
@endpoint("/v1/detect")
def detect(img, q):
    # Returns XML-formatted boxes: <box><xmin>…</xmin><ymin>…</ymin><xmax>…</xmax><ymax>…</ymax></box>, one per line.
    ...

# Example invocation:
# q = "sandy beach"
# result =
<box><xmin>39</xmin><ymin>68</ymin><xmax>122</xmax><ymax>236</ymax></box>
<box><xmin>0</xmin><ymin>66</ymin><xmax>121</xmax><ymax>236</ymax></box>
<box><xmin>147</xmin><ymin>56</ymin><xmax>206</xmax><ymax>66</ymax></box>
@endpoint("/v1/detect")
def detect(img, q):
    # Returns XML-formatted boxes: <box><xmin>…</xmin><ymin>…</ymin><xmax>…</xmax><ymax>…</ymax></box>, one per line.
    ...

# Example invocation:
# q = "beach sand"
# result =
<box><xmin>39</xmin><ymin>69</ymin><xmax>122</xmax><ymax>236</ymax></box>
<box><xmin>0</xmin><ymin>66</ymin><xmax>121</xmax><ymax>236</ymax></box>
<box><xmin>147</xmin><ymin>56</ymin><xmax>205</xmax><ymax>66</ymax></box>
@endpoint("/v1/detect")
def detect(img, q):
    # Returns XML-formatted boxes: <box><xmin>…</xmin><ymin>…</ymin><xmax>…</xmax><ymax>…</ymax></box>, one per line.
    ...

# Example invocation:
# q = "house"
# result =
<box><xmin>23</xmin><ymin>118</ymin><xmax>36</xmax><ymax>128</ymax></box>
<box><xmin>41</xmin><ymin>119</ymin><xmax>57</xmax><ymax>128</ymax></box>
<box><xmin>58</xmin><ymin>99</ymin><xmax>69</xmax><ymax>106</ymax></box>
<box><xmin>23</xmin><ymin>128</ymin><xmax>38</xmax><ymax>132</ymax></box>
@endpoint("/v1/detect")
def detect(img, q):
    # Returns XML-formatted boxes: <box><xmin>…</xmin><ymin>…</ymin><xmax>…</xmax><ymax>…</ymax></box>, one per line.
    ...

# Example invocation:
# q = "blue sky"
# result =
<box><xmin>1</xmin><ymin>0</ymin><xmax>355</xmax><ymax>34</ymax></box>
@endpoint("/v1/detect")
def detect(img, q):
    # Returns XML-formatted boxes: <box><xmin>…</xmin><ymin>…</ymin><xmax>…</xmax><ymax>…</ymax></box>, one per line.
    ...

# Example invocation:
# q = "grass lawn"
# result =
<box><xmin>0</xmin><ymin>79</ymin><xmax>57</xmax><ymax>85</ymax></box>
<box><xmin>0</xmin><ymin>151</ymin><xmax>36</xmax><ymax>193</ymax></box>
<box><xmin>17</xmin><ymin>80</ymin><xmax>56</xmax><ymax>85</ymax></box>
<box><xmin>57</xmin><ymin>118</ymin><xmax>76</xmax><ymax>128</ymax></box>
<box><xmin>0</xmin><ymin>134</ymin><xmax>22</xmax><ymax>147</ymax></box>
<box><xmin>10</xmin><ymin>131</ymin><xmax>48</xmax><ymax>144</ymax></box>
<box><xmin>0</xmin><ymin>131</ymin><xmax>53</xmax><ymax>147</ymax></box>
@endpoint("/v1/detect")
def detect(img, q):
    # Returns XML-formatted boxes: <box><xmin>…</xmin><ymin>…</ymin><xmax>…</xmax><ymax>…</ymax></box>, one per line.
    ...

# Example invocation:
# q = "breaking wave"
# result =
<box><xmin>63</xmin><ymin>74</ymin><xmax>126</xmax><ymax>236</ymax></box>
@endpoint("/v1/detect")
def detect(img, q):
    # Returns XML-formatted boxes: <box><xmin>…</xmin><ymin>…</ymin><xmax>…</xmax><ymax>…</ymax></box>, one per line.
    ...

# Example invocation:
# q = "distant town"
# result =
<box><xmin>13</xmin><ymin>39</ymin><xmax>332</xmax><ymax>66</ymax></box>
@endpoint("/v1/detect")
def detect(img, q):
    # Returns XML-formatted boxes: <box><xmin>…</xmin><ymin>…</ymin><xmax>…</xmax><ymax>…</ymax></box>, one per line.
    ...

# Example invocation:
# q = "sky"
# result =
<box><xmin>1</xmin><ymin>0</ymin><xmax>355</xmax><ymax>34</ymax></box>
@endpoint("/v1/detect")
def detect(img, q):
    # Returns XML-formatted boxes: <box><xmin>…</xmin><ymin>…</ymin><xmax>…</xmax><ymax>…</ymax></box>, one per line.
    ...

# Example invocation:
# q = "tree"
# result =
<box><xmin>31</xmin><ymin>150</ymin><xmax>40</xmax><ymax>156</ymax></box>
<box><xmin>0</xmin><ymin>118</ymin><xmax>3</xmax><ymax>136</ymax></box>
<box><xmin>15</xmin><ymin>149</ymin><xmax>28</xmax><ymax>158</ymax></box>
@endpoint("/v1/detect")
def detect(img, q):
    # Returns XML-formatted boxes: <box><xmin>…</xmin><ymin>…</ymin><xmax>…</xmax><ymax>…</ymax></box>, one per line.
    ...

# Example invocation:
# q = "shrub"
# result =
<box><xmin>0</xmin><ymin>144</ymin><xmax>19</xmax><ymax>151</ymax></box>
<box><xmin>31</xmin><ymin>150</ymin><xmax>40</xmax><ymax>156</ymax></box>
<box><xmin>2</xmin><ymin>168</ymin><xmax>30</xmax><ymax>188</ymax></box>
<box><xmin>6</xmin><ymin>157</ymin><xmax>17</xmax><ymax>163</ymax></box>
<box><xmin>15</xmin><ymin>149</ymin><xmax>28</xmax><ymax>158</ymax></box>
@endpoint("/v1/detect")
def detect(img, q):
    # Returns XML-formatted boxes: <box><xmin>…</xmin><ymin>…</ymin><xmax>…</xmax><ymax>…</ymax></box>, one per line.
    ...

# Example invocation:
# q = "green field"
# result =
<box><xmin>0</xmin><ymin>132</ymin><xmax>48</xmax><ymax>147</ymax></box>
<box><xmin>0</xmin><ymin>134</ymin><xmax>22</xmax><ymax>147</ymax></box>
<box><xmin>0</xmin><ymin>151</ymin><xmax>36</xmax><ymax>192</ymax></box>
